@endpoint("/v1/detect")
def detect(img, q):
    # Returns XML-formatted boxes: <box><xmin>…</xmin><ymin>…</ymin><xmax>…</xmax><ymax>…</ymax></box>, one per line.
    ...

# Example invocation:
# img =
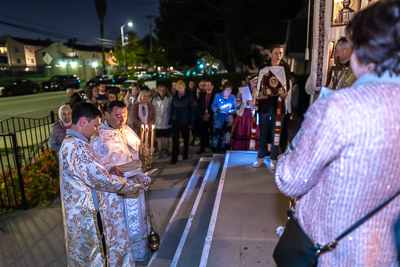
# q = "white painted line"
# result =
<box><xmin>147</xmin><ymin>157</ymin><xmax>211</xmax><ymax>267</ymax></box>
<box><xmin>170</xmin><ymin>159</ymin><xmax>214</xmax><ymax>267</ymax></box>
<box><xmin>199</xmin><ymin>151</ymin><xmax>231</xmax><ymax>267</ymax></box>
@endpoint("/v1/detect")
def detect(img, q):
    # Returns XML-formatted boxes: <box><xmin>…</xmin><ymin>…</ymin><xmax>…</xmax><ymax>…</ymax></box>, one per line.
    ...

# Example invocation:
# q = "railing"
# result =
<box><xmin>0</xmin><ymin>112</ymin><xmax>56</xmax><ymax>210</ymax></box>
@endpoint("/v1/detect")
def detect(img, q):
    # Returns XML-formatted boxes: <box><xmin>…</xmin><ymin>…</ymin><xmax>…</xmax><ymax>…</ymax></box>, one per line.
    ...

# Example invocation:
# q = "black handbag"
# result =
<box><xmin>273</xmin><ymin>189</ymin><xmax>400</xmax><ymax>267</ymax></box>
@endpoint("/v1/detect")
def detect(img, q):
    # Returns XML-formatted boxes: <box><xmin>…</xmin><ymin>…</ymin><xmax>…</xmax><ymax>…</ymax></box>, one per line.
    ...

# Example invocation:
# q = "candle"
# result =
<box><xmin>151</xmin><ymin>125</ymin><xmax>155</xmax><ymax>155</ymax></box>
<box><xmin>140</xmin><ymin>124</ymin><xmax>144</xmax><ymax>155</ymax></box>
<box><xmin>145</xmin><ymin>124</ymin><xmax>149</xmax><ymax>154</ymax></box>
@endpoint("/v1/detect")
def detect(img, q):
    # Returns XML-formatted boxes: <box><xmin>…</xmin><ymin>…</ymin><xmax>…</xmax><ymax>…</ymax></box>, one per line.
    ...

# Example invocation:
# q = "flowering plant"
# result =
<box><xmin>0</xmin><ymin>149</ymin><xmax>59</xmax><ymax>211</ymax></box>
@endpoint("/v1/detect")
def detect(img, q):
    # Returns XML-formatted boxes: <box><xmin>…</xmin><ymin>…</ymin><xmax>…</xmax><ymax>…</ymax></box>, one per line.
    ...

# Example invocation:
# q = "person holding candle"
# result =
<box><xmin>210</xmin><ymin>82</ymin><xmax>236</xmax><ymax>154</ymax></box>
<box><xmin>131</xmin><ymin>90</ymin><xmax>156</xmax><ymax>138</ymax></box>
<box><xmin>91</xmin><ymin>100</ymin><xmax>151</xmax><ymax>261</ymax></box>
<box><xmin>152</xmin><ymin>85</ymin><xmax>172</xmax><ymax>158</ymax></box>
<box><xmin>169</xmin><ymin>80</ymin><xmax>195</xmax><ymax>164</ymax></box>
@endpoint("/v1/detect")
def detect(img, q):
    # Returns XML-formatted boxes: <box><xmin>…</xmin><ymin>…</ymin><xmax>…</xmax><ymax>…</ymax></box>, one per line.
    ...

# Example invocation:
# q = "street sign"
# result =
<box><xmin>43</xmin><ymin>53</ymin><xmax>53</xmax><ymax>65</ymax></box>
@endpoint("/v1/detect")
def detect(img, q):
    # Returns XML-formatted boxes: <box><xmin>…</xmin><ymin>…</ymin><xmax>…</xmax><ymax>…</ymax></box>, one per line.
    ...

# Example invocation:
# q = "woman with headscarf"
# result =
<box><xmin>48</xmin><ymin>105</ymin><xmax>72</xmax><ymax>153</ymax></box>
<box><xmin>231</xmin><ymin>75</ymin><xmax>259</xmax><ymax>150</ymax></box>
<box><xmin>210</xmin><ymin>81</ymin><xmax>236</xmax><ymax>153</ymax></box>
<box><xmin>275</xmin><ymin>1</ymin><xmax>400</xmax><ymax>265</ymax></box>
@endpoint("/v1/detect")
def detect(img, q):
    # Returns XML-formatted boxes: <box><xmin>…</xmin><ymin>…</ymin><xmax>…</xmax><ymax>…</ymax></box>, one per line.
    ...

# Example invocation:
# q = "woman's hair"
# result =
<box><xmin>149</xmin><ymin>88</ymin><xmax>157</xmax><ymax>100</ymax></box>
<box><xmin>137</xmin><ymin>90</ymin><xmax>150</xmax><ymax>104</ymax></box>
<box><xmin>156</xmin><ymin>85</ymin><xmax>171</xmax><ymax>98</ymax></box>
<box><xmin>130</xmin><ymin>83</ymin><xmax>141</xmax><ymax>96</ymax></box>
<box><xmin>346</xmin><ymin>0</ymin><xmax>400</xmax><ymax>76</ymax></box>
<box><xmin>176</xmin><ymin>80</ymin><xmax>186</xmax><ymax>89</ymax></box>
<box><xmin>222</xmin><ymin>81</ymin><xmax>233</xmax><ymax>91</ymax></box>
<box><xmin>85</xmin><ymin>85</ymin><xmax>97</xmax><ymax>100</ymax></box>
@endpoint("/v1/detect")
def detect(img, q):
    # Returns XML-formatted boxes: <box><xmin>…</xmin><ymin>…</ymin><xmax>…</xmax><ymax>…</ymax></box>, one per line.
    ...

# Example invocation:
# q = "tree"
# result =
<box><xmin>95</xmin><ymin>0</ymin><xmax>107</xmax><ymax>74</ymax></box>
<box><xmin>155</xmin><ymin>0</ymin><xmax>307</xmax><ymax>72</ymax></box>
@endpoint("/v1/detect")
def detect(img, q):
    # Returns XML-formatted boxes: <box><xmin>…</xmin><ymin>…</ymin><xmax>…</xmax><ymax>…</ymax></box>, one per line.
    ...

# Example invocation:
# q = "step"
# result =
<box><xmin>148</xmin><ymin>157</ymin><xmax>212</xmax><ymax>267</ymax></box>
<box><xmin>200</xmin><ymin>151</ymin><xmax>289</xmax><ymax>267</ymax></box>
<box><xmin>174</xmin><ymin>154</ymin><xmax>226</xmax><ymax>267</ymax></box>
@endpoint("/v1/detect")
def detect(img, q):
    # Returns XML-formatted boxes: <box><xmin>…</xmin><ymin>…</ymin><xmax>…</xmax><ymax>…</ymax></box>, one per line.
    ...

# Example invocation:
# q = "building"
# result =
<box><xmin>35</xmin><ymin>42</ymin><xmax>115</xmax><ymax>81</ymax></box>
<box><xmin>0</xmin><ymin>35</ymin><xmax>52</xmax><ymax>75</ymax></box>
<box><xmin>0</xmin><ymin>35</ymin><xmax>116</xmax><ymax>80</ymax></box>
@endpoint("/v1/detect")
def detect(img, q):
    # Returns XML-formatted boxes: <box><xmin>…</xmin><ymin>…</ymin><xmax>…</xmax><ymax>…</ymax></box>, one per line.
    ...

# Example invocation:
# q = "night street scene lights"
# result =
<box><xmin>121</xmin><ymin>21</ymin><xmax>133</xmax><ymax>74</ymax></box>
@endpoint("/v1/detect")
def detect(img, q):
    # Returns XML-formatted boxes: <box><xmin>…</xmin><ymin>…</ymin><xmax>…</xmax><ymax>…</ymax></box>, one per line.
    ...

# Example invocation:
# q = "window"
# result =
<box><xmin>68</xmin><ymin>52</ymin><xmax>76</xmax><ymax>57</ymax></box>
<box><xmin>0</xmin><ymin>47</ymin><xmax>7</xmax><ymax>53</ymax></box>
<box><xmin>93</xmin><ymin>53</ymin><xmax>96</xmax><ymax>58</ymax></box>
<box><xmin>15</xmin><ymin>47</ymin><xmax>19</xmax><ymax>52</ymax></box>
<box><xmin>31</xmin><ymin>59</ymin><xmax>35</xmax><ymax>63</ymax></box>
<box><xmin>16</xmin><ymin>58</ymin><xmax>21</xmax><ymax>64</ymax></box>
<box><xmin>29</xmin><ymin>48</ymin><xmax>32</xmax><ymax>53</ymax></box>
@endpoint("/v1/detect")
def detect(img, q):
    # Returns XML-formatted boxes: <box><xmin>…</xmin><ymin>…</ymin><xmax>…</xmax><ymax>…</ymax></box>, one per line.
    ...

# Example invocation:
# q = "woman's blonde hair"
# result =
<box><xmin>156</xmin><ymin>85</ymin><xmax>171</xmax><ymax>98</ymax></box>
<box><xmin>137</xmin><ymin>90</ymin><xmax>150</xmax><ymax>104</ymax></box>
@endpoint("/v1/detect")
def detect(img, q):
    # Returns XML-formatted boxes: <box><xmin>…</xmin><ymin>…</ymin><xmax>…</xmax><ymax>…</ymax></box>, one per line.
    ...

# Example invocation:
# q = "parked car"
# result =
<box><xmin>168</xmin><ymin>70</ymin><xmax>184</xmax><ymax>77</ymax></box>
<box><xmin>78</xmin><ymin>85</ymin><xmax>121</xmax><ymax>101</ymax></box>
<box><xmin>86</xmin><ymin>75</ymin><xmax>126</xmax><ymax>86</ymax></box>
<box><xmin>133</xmin><ymin>71</ymin><xmax>150</xmax><ymax>80</ymax></box>
<box><xmin>0</xmin><ymin>79</ymin><xmax>40</xmax><ymax>97</ymax></box>
<box><xmin>42</xmin><ymin>75</ymin><xmax>81</xmax><ymax>91</ymax></box>
<box><xmin>120</xmin><ymin>79</ymin><xmax>138</xmax><ymax>89</ymax></box>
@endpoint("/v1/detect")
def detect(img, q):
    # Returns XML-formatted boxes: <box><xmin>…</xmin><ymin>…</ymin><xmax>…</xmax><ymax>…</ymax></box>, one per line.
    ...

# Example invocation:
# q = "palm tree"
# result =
<box><xmin>95</xmin><ymin>0</ymin><xmax>107</xmax><ymax>75</ymax></box>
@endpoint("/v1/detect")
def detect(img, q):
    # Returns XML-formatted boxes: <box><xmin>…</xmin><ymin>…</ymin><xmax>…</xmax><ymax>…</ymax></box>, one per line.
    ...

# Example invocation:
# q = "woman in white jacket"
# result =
<box><xmin>152</xmin><ymin>85</ymin><xmax>172</xmax><ymax>158</ymax></box>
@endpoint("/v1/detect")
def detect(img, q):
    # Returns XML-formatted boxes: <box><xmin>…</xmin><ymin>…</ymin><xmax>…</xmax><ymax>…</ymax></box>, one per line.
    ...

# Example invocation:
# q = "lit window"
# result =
<box><xmin>0</xmin><ymin>47</ymin><xmax>7</xmax><ymax>53</ymax></box>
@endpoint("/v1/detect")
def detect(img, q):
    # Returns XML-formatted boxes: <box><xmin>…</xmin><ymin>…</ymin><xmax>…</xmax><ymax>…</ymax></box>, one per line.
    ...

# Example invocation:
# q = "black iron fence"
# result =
<box><xmin>0</xmin><ymin>112</ymin><xmax>56</xmax><ymax>210</ymax></box>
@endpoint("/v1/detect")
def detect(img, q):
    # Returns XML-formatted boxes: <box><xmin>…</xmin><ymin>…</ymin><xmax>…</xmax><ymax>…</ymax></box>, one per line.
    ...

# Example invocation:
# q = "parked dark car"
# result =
<box><xmin>86</xmin><ymin>75</ymin><xmax>126</xmax><ymax>86</ymax></box>
<box><xmin>0</xmin><ymin>79</ymin><xmax>40</xmax><ymax>97</ymax></box>
<box><xmin>42</xmin><ymin>75</ymin><xmax>81</xmax><ymax>91</ymax></box>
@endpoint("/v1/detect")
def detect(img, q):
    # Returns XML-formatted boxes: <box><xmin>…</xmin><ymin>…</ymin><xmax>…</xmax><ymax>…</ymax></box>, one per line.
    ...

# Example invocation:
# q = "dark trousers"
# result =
<box><xmin>172</xmin><ymin>124</ymin><xmax>190</xmax><ymax>163</ymax></box>
<box><xmin>200</xmin><ymin>119</ymin><xmax>213</xmax><ymax>151</ymax></box>
<box><xmin>258</xmin><ymin>108</ymin><xmax>276</xmax><ymax>159</ymax></box>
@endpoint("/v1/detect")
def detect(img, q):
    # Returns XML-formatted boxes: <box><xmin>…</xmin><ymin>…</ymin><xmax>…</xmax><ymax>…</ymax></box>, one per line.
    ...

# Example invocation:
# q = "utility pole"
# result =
<box><xmin>144</xmin><ymin>15</ymin><xmax>155</xmax><ymax>52</ymax></box>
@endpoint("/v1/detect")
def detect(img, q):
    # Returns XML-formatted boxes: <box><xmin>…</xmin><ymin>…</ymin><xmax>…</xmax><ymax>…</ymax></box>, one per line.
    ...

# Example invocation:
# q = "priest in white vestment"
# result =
<box><xmin>59</xmin><ymin>102</ymin><xmax>147</xmax><ymax>267</ymax></box>
<box><xmin>91</xmin><ymin>100</ymin><xmax>151</xmax><ymax>261</ymax></box>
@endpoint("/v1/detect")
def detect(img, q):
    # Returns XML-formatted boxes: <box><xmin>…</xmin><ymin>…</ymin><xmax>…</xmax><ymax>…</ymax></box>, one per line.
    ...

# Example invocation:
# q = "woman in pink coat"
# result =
<box><xmin>275</xmin><ymin>1</ymin><xmax>400</xmax><ymax>266</ymax></box>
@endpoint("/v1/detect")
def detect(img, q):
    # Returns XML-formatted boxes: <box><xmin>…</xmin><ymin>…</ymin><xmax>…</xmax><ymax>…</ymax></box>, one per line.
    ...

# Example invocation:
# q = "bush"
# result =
<box><xmin>0</xmin><ymin>149</ymin><xmax>59</xmax><ymax>210</ymax></box>
<box><xmin>156</xmin><ymin>73</ymin><xmax>251</xmax><ymax>95</ymax></box>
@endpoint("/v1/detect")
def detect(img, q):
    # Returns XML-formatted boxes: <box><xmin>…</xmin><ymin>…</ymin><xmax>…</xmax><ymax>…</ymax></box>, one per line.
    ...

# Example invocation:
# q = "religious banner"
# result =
<box><xmin>331</xmin><ymin>0</ymin><xmax>361</xmax><ymax>26</ymax></box>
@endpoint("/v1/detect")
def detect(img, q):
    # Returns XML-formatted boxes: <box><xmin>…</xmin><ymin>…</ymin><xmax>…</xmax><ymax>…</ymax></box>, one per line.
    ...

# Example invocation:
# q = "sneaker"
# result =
<box><xmin>163</xmin><ymin>149</ymin><xmax>171</xmax><ymax>157</ymax></box>
<box><xmin>270</xmin><ymin>159</ymin><xmax>277</xmax><ymax>171</ymax></box>
<box><xmin>253</xmin><ymin>157</ymin><xmax>264</xmax><ymax>168</ymax></box>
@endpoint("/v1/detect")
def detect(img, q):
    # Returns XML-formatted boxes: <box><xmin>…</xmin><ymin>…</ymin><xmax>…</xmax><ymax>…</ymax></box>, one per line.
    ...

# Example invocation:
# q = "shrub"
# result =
<box><xmin>0</xmin><ymin>149</ymin><xmax>59</xmax><ymax>210</ymax></box>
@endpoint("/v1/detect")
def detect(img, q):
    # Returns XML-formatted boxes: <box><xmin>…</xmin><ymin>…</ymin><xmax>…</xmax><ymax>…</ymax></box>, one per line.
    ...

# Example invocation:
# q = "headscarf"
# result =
<box><xmin>59</xmin><ymin>105</ymin><xmax>72</xmax><ymax>127</ymax></box>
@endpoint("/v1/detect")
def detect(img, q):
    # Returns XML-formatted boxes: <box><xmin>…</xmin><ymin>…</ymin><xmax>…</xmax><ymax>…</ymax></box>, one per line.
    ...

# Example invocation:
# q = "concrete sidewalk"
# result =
<box><xmin>0</xmin><ymin>143</ymin><xmax>213</xmax><ymax>267</ymax></box>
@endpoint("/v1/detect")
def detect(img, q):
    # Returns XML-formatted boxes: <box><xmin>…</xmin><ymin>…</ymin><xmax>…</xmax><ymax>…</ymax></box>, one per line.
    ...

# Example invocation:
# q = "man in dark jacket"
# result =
<box><xmin>66</xmin><ymin>88</ymin><xmax>82</xmax><ymax>108</ymax></box>
<box><xmin>196</xmin><ymin>80</ymin><xmax>217</xmax><ymax>154</ymax></box>
<box><xmin>169</xmin><ymin>81</ymin><xmax>195</xmax><ymax>164</ymax></box>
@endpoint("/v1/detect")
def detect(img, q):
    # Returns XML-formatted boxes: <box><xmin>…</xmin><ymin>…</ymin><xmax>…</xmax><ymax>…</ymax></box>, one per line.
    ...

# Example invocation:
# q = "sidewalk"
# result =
<box><xmin>0</xmin><ymin>143</ymin><xmax>213</xmax><ymax>267</ymax></box>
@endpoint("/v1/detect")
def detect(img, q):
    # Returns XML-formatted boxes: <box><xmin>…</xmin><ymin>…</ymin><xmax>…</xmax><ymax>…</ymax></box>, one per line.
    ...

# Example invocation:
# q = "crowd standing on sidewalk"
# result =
<box><xmin>53</xmin><ymin>2</ymin><xmax>400</xmax><ymax>265</ymax></box>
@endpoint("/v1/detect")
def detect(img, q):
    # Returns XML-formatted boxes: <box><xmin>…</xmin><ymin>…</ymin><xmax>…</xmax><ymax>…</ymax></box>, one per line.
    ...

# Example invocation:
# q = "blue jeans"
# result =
<box><xmin>258</xmin><ymin>108</ymin><xmax>278</xmax><ymax>160</ymax></box>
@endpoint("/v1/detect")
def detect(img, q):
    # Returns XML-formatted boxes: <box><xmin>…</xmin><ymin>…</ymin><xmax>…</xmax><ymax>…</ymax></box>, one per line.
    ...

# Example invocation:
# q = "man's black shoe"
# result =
<box><xmin>265</xmin><ymin>151</ymin><xmax>271</xmax><ymax>157</ymax></box>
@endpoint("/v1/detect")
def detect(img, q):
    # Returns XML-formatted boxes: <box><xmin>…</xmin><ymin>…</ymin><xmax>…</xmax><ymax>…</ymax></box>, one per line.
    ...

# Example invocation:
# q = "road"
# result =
<box><xmin>0</xmin><ymin>91</ymin><xmax>68</xmax><ymax>121</ymax></box>
<box><xmin>0</xmin><ymin>80</ymin><xmax>157</xmax><ymax>121</ymax></box>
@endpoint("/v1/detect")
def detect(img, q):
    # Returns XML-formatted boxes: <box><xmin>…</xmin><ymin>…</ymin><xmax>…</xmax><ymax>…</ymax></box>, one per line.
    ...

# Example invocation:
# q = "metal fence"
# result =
<box><xmin>0</xmin><ymin>112</ymin><xmax>56</xmax><ymax>210</ymax></box>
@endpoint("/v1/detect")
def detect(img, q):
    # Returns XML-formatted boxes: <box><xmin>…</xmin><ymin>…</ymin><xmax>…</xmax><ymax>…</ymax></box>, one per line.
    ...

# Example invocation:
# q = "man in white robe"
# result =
<box><xmin>59</xmin><ymin>102</ymin><xmax>147</xmax><ymax>267</ymax></box>
<box><xmin>91</xmin><ymin>101</ymin><xmax>150</xmax><ymax>261</ymax></box>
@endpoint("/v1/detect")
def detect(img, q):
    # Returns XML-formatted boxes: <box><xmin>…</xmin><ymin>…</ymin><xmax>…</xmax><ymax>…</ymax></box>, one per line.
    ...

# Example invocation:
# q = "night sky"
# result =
<box><xmin>0</xmin><ymin>0</ymin><xmax>160</xmax><ymax>46</ymax></box>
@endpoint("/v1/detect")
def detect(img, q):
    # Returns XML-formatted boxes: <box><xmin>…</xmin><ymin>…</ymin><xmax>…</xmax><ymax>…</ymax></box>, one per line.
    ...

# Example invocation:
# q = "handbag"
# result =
<box><xmin>144</xmin><ymin>184</ymin><xmax>160</xmax><ymax>252</ymax></box>
<box><xmin>273</xmin><ymin>189</ymin><xmax>400</xmax><ymax>267</ymax></box>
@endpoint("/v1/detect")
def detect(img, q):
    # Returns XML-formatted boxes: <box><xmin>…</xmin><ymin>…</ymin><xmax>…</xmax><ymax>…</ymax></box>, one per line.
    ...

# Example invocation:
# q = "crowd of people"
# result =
<box><xmin>48</xmin><ymin>1</ymin><xmax>400</xmax><ymax>265</ymax></box>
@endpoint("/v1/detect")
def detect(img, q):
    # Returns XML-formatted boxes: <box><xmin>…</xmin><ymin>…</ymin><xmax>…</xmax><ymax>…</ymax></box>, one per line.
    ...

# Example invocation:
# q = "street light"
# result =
<box><xmin>121</xmin><ymin>22</ymin><xmax>133</xmax><ymax>74</ymax></box>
